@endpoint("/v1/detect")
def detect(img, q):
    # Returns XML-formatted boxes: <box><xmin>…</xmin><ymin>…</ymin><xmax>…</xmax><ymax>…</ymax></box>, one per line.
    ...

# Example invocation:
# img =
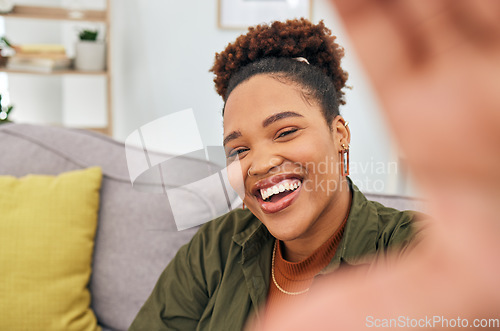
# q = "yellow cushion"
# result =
<box><xmin>0</xmin><ymin>167</ymin><xmax>102</xmax><ymax>331</ymax></box>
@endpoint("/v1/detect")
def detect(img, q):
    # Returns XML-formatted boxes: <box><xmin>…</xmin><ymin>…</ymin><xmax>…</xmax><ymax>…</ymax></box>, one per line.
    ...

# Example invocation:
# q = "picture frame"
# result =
<box><xmin>218</xmin><ymin>0</ymin><xmax>312</xmax><ymax>30</ymax></box>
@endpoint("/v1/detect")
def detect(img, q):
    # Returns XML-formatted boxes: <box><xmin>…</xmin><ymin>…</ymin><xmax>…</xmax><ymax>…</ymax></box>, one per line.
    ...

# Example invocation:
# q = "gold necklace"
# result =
<box><xmin>271</xmin><ymin>240</ymin><xmax>310</xmax><ymax>296</ymax></box>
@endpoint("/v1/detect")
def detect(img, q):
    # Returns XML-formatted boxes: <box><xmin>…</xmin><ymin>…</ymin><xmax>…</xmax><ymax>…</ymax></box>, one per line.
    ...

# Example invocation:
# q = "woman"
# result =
<box><xmin>129</xmin><ymin>18</ymin><xmax>419</xmax><ymax>330</ymax></box>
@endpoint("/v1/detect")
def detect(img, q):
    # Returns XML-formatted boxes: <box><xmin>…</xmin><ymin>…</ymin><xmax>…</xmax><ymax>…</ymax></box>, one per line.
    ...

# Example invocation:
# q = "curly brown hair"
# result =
<box><xmin>211</xmin><ymin>18</ymin><xmax>348</xmax><ymax>122</ymax></box>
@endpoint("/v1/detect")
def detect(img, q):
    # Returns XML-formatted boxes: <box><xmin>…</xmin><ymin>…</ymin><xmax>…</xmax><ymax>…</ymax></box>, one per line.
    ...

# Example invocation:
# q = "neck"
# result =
<box><xmin>282</xmin><ymin>178</ymin><xmax>352</xmax><ymax>262</ymax></box>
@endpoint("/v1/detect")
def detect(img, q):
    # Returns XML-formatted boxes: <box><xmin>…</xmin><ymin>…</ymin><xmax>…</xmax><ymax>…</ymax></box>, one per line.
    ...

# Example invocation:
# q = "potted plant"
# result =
<box><xmin>74</xmin><ymin>29</ymin><xmax>106</xmax><ymax>71</ymax></box>
<box><xmin>0</xmin><ymin>93</ymin><xmax>14</xmax><ymax>124</ymax></box>
<box><xmin>0</xmin><ymin>0</ymin><xmax>14</xmax><ymax>14</ymax></box>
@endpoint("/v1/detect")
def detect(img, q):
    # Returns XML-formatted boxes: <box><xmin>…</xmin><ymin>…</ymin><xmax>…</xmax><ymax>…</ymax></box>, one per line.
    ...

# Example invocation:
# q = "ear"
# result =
<box><xmin>331</xmin><ymin>115</ymin><xmax>351</xmax><ymax>149</ymax></box>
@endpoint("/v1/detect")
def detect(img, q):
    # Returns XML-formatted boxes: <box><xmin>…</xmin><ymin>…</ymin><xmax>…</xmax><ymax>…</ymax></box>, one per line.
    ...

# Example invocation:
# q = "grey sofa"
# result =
<box><xmin>0</xmin><ymin>123</ymin><xmax>425</xmax><ymax>330</ymax></box>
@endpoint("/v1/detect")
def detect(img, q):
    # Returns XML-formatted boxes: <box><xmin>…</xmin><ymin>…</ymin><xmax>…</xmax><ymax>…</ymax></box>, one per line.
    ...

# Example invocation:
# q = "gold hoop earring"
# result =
<box><xmin>340</xmin><ymin>143</ymin><xmax>350</xmax><ymax>176</ymax></box>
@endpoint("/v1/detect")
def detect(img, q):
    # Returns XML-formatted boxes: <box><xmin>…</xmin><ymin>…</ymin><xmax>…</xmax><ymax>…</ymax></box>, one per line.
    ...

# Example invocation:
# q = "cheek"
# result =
<box><xmin>287</xmin><ymin>137</ymin><xmax>339</xmax><ymax>175</ymax></box>
<box><xmin>290</xmin><ymin>139</ymin><xmax>341</xmax><ymax>196</ymax></box>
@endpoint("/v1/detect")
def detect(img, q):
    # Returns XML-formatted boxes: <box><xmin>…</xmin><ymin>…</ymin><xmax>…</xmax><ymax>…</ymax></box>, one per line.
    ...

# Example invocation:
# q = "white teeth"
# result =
<box><xmin>259</xmin><ymin>180</ymin><xmax>301</xmax><ymax>201</ymax></box>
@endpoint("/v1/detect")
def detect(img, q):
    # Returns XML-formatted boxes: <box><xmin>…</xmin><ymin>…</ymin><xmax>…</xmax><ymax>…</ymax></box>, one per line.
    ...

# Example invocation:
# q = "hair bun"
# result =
<box><xmin>211</xmin><ymin>18</ymin><xmax>348</xmax><ymax>103</ymax></box>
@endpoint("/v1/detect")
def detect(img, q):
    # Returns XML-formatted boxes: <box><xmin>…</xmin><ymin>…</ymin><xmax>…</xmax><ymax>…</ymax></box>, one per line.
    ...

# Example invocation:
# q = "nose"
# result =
<box><xmin>247</xmin><ymin>149</ymin><xmax>283</xmax><ymax>177</ymax></box>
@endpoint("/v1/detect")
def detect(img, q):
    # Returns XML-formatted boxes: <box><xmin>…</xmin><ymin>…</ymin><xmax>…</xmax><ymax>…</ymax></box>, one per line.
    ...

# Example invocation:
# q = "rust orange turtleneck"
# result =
<box><xmin>265</xmin><ymin>215</ymin><xmax>348</xmax><ymax>313</ymax></box>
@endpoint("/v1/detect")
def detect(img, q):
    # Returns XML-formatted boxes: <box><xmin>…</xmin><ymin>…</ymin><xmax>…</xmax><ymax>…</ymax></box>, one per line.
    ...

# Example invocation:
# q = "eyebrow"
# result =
<box><xmin>223</xmin><ymin>130</ymin><xmax>242</xmax><ymax>147</ymax></box>
<box><xmin>262</xmin><ymin>111</ymin><xmax>304</xmax><ymax>128</ymax></box>
<box><xmin>223</xmin><ymin>111</ymin><xmax>304</xmax><ymax>146</ymax></box>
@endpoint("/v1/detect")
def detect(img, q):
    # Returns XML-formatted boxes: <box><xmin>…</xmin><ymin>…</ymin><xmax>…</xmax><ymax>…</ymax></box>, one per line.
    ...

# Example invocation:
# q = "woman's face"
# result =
<box><xmin>223</xmin><ymin>74</ymin><xmax>350</xmax><ymax>243</ymax></box>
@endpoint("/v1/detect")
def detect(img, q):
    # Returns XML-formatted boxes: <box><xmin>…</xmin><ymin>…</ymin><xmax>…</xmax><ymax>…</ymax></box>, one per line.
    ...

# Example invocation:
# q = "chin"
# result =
<box><xmin>262</xmin><ymin>215</ymin><xmax>311</xmax><ymax>242</ymax></box>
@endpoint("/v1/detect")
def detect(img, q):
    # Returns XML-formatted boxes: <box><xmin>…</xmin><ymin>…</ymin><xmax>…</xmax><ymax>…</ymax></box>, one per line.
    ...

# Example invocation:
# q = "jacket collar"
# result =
<box><xmin>232</xmin><ymin>216</ymin><xmax>271</xmax><ymax>264</ymax></box>
<box><xmin>322</xmin><ymin>180</ymin><xmax>379</xmax><ymax>272</ymax></box>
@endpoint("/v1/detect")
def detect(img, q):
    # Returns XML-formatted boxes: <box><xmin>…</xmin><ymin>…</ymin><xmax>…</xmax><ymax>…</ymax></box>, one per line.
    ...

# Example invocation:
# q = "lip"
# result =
<box><xmin>258</xmin><ymin>185</ymin><xmax>301</xmax><ymax>213</ymax></box>
<box><xmin>251</xmin><ymin>173</ymin><xmax>303</xmax><ymax>214</ymax></box>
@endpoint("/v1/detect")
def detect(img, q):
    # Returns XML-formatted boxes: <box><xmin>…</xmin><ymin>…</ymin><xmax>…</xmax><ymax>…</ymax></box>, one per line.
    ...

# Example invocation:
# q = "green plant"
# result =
<box><xmin>0</xmin><ymin>94</ymin><xmax>14</xmax><ymax>124</ymax></box>
<box><xmin>0</xmin><ymin>36</ymin><xmax>12</xmax><ymax>48</ymax></box>
<box><xmin>78</xmin><ymin>29</ymin><xmax>98</xmax><ymax>41</ymax></box>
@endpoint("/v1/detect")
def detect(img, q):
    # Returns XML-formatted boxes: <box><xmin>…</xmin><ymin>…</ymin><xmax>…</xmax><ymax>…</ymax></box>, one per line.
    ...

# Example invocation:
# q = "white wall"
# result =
<box><xmin>112</xmin><ymin>0</ymin><xmax>241</xmax><ymax>147</ymax></box>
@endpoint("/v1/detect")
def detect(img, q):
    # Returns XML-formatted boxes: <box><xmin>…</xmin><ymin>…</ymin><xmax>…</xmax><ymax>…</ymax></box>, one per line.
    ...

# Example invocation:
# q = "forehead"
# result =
<box><xmin>223</xmin><ymin>74</ymin><xmax>319</xmax><ymax>129</ymax></box>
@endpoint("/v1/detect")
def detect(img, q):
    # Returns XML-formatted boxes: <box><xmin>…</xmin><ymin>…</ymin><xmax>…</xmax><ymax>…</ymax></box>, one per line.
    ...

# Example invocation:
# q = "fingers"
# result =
<box><xmin>329</xmin><ymin>0</ymin><xmax>376</xmax><ymax>21</ymax></box>
<box><xmin>447</xmin><ymin>0</ymin><xmax>500</xmax><ymax>49</ymax></box>
<box><xmin>330</xmin><ymin>0</ymin><xmax>443</xmax><ymax>64</ymax></box>
<box><xmin>330</xmin><ymin>0</ymin><xmax>500</xmax><ymax>75</ymax></box>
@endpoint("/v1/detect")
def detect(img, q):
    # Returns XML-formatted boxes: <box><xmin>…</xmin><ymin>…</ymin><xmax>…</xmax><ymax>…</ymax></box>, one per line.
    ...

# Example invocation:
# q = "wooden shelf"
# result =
<box><xmin>0</xmin><ymin>66</ymin><xmax>107</xmax><ymax>76</ymax></box>
<box><xmin>0</xmin><ymin>1</ymin><xmax>113</xmax><ymax>136</ymax></box>
<box><xmin>0</xmin><ymin>5</ymin><xmax>106</xmax><ymax>22</ymax></box>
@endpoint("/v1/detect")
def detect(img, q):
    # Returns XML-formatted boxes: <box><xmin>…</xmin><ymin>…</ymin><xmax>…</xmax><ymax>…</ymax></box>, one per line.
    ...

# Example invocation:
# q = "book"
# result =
<box><xmin>10</xmin><ymin>52</ymin><xmax>69</xmax><ymax>60</ymax></box>
<box><xmin>14</xmin><ymin>44</ymin><xmax>66</xmax><ymax>55</ymax></box>
<box><xmin>6</xmin><ymin>56</ymin><xmax>72</xmax><ymax>73</ymax></box>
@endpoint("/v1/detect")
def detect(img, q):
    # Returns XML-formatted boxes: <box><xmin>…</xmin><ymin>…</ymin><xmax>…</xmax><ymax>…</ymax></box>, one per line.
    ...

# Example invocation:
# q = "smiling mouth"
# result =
<box><xmin>254</xmin><ymin>178</ymin><xmax>302</xmax><ymax>213</ymax></box>
<box><xmin>260</xmin><ymin>179</ymin><xmax>301</xmax><ymax>202</ymax></box>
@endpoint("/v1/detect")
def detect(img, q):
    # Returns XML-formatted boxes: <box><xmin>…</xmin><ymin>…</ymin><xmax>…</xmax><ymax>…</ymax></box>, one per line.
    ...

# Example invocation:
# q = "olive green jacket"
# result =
<box><xmin>129</xmin><ymin>186</ymin><xmax>418</xmax><ymax>331</ymax></box>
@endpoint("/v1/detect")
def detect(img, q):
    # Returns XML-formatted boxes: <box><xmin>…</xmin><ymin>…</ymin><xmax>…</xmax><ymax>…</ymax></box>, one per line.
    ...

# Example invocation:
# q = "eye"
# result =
<box><xmin>275</xmin><ymin>128</ymin><xmax>299</xmax><ymax>140</ymax></box>
<box><xmin>226</xmin><ymin>147</ymin><xmax>249</xmax><ymax>159</ymax></box>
